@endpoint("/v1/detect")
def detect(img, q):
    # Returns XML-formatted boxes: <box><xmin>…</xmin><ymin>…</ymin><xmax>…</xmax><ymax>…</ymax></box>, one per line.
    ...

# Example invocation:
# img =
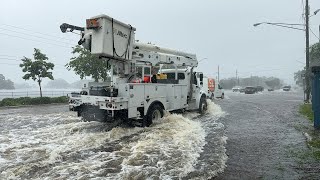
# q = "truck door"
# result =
<box><xmin>215</xmin><ymin>83</ymin><xmax>222</xmax><ymax>98</ymax></box>
<box><xmin>192</xmin><ymin>72</ymin><xmax>203</xmax><ymax>100</ymax></box>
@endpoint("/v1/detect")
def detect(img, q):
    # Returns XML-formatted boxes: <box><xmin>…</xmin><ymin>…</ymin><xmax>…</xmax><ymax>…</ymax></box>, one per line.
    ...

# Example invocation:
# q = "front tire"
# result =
<box><xmin>210</xmin><ymin>94</ymin><xmax>214</xmax><ymax>100</ymax></box>
<box><xmin>199</xmin><ymin>97</ymin><xmax>208</xmax><ymax>114</ymax></box>
<box><xmin>143</xmin><ymin>104</ymin><xmax>164</xmax><ymax>127</ymax></box>
<box><xmin>221</xmin><ymin>93</ymin><xmax>225</xmax><ymax>99</ymax></box>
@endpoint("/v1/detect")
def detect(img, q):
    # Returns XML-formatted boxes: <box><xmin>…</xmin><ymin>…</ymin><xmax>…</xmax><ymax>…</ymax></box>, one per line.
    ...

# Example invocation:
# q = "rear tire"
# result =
<box><xmin>199</xmin><ymin>97</ymin><xmax>207</xmax><ymax>114</ymax></box>
<box><xmin>143</xmin><ymin>104</ymin><xmax>164</xmax><ymax>127</ymax></box>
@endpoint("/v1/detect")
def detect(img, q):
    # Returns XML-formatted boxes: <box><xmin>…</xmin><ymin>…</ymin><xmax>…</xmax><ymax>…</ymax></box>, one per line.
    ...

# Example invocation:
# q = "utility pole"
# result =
<box><xmin>236</xmin><ymin>69</ymin><xmax>240</xmax><ymax>86</ymax></box>
<box><xmin>305</xmin><ymin>0</ymin><xmax>311</xmax><ymax>103</ymax></box>
<box><xmin>218</xmin><ymin>65</ymin><xmax>220</xmax><ymax>82</ymax></box>
<box><xmin>236</xmin><ymin>69</ymin><xmax>238</xmax><ymax>82</ymax></box>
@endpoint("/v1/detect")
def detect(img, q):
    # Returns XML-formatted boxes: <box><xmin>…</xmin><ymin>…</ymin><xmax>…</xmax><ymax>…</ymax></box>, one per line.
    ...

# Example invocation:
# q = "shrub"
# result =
<box><xmin>16</xmin><ymin>97</ymin><xmax>32</xmax><ymax>105</ymax></box>
<box><xmin>0</xmin><ymin>96</ymin><xmax>68</xmax><ymax>107</ymax></box>
<box><xmin>1</xmin><ymin>98</ymin><xmax>19</xmax><ymax>106</ymax></box>
<box><xmin>299</xmin><ymin>104</ymin><xmax>314</xmax><ymax>122</ymax></box>
<box><xmin>51</xmin><ymin>96</ymin><xmax>68</xmax><ymax>103</ymax></box>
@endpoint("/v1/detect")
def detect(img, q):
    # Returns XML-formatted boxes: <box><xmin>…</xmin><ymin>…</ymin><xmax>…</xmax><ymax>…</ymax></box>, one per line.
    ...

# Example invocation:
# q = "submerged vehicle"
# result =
<box><xmin>60</xmin><ymin>14</ymin><xmax>208</xmax><ymax>127</ymax></box>
<box><xmin>245</xmin><ymin>86</ymin><xmax>257</xmax><ymax>94</ymax></box>
<box><xmin>283</xmin><ymin>86</ymin><xmax>291</xmax><ymax>91</ymax></box>
<box><xmin>239</xmin><ymin>88</ymin><xmax>245</xmax><ymax>93</ymax></box>
<box><xmin>256</xmin><ymin>86</ymin><xmax>264</xmax><ymax>92</ymax></box>
<box><xmin>232</xmin><ymin>86</ymin><xmax>241</xmax><ymax>92</ymax></box>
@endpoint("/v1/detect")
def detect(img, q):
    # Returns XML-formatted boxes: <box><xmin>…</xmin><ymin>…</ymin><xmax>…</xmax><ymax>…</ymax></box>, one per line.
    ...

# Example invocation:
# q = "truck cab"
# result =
<box><xmin>159</xmin><ymin>68</ymin><xmax>207</xmax><ymax>105</ymax></box>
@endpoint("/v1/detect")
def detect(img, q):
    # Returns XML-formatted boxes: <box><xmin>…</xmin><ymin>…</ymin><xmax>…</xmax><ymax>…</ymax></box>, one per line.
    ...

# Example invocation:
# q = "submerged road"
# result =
<box><xmin>0</xmin><ymin>90</ymin><xmax>318</xmax><ymax>179</ymax></box>
<box><xmin>0</xmin><ymin>100</ymin><xmax>226</xmax><ymax>179</ymax></box>
<box><xmin>215</xmin><ymin>90</ymin><xmax>319</xmax><ymax>179</ymax></box>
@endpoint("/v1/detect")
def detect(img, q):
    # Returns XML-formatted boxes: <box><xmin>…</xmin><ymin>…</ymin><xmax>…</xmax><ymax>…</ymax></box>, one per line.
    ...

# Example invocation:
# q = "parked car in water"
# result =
<box><xmin>232</xmin><ymin>86</ymin><xmax>241</xmax><ymax>92</ymax></box>
<box><xmin>268</xmin><ymin>88</ymin><xmax>274</xmax><ymax>92</ymax></box>
<box><xmin>283</xmin><ymin>86</ymin><xmax>291</xmax><ymax>91</ymax></box>
<box><xmin>256</xmin><ymin>86</ymin><xmax>264</xmax><ymax>92</ymax></box>
<box><xmin>239</xmin><ymin>88</ymin><xmax>245</xmax><ymax>93</ymax></box>
<box><xmin>245</xmin><ymin>86</ymin><xmax>257</xmax><ymax>94</ymax></box>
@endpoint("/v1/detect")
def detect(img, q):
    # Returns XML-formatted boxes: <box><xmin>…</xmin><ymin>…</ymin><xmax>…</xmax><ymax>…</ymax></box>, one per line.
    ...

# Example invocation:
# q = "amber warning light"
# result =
<box><xmin>86</xmin><ymin>19</ymin><xmax>100</xmax><ymax>29</ymax></box>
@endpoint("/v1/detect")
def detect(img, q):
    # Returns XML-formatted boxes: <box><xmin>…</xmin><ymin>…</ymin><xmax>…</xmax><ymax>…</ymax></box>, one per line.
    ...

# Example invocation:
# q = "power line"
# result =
<box><xmin>0</xmin><ymin>27</ymin><xmax>75</xmax><ymax>46</ymax></box>
<box><xmin>0</xmin><ymin>32</ymin><xmax>73</xmax><ymax>49</ymax></box>
<box><xmin>0</xmin><ymin>57</ymin><xmax>21</xmax><ymax>61</ymax></box>
<box><xmin>310</xmin><ymin>28</ymin><xmax>320</xmax><ymax>40</ymax></box>
<box><xmin>0</xmin><ymin>23</ymin><xmax>76</xmax><ymax>42</ymax></box>
<box><xmin>0</xmin><ymin>62</ymin><xmax>20</xmax><ymax>66</ymax></box>
<box><xmin>0</xmin><ymin>57</ymin><xmax>66</xmax><ymax>67</ymax></box>
<box><xmin>0</xmin><ymin>54</ymin><xmax>19</xmax><ymax>58</ymax></box>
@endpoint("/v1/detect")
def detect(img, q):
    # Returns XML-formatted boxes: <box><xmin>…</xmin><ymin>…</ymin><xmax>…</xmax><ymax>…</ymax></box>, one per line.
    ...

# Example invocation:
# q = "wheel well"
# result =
<box><xmin>148</xmin><ymin>101</ymin><xmax>165</xmax><ymax>112</ymax></box>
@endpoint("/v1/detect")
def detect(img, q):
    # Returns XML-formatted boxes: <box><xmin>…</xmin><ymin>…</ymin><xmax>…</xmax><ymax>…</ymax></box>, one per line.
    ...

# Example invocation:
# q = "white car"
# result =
<box><xmin>232</xmin><ymin>86</ymin><xmax>241</xmax><ymax>92</ymax></box>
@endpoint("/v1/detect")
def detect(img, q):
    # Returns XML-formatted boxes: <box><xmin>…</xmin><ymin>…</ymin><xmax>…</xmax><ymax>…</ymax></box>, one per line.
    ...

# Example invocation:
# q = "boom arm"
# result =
<box><xmin>133</xmin><ymin>43</ymin><xmax>198</xmax><ymax>67</ymax></box>
<box><xmin>60</xmin><ymin>14</ymin><xmax>198</xmax><ymax>68</ymax></box>
<box><xmin>60</xmin><ymin>23</ymin><xmax>84</xmax><ymax>33</ymax></box>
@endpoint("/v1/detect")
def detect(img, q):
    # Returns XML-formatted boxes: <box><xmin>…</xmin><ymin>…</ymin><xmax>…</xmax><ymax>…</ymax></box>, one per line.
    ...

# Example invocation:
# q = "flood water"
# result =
<box><xmin>0</xmin><ymin>101</ymin><xmax>227</xmax><ymax>179</ymax></box>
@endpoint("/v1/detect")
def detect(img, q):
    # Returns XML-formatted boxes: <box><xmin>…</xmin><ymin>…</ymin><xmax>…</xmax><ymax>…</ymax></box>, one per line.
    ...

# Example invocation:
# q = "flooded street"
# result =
<box><xmin>215</xmin><ymin>90</ymin><xmax>319</xmax><ymax>180</ymax></box>
<box><xmin>1</xmin><ymin>90</ymin><xmax>318</xmax><ymax>179</ymax></box>
<box><xmin>0</xmin><ymin>101</ymin><xmax>226</xmax><ymax>179</ymax></box>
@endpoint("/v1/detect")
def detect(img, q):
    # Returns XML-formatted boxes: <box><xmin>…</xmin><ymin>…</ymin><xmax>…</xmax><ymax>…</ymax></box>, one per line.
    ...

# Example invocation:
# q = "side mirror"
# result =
<box><xmin>200</xmin><ymin>74</ymin><xmax>203</xmax><ymax>82</ymax></box>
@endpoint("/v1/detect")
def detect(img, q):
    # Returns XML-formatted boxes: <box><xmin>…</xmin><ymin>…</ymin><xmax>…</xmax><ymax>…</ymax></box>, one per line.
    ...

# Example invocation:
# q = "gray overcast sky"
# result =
<box><xmin>0</xmin><ymin>0</ymin><xmax>319</xmax><ymax>85</ymax></box>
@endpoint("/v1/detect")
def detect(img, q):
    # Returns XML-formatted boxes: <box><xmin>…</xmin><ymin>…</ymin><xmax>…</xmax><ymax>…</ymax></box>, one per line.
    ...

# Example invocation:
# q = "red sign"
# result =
<box><xmin>208</xmin><ymin>78</ymin><xmax>215</xmax><ymax>92</ymax></box>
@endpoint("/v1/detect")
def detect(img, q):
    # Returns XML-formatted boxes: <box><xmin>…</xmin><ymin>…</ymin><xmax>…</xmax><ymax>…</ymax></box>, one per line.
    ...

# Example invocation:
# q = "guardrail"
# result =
<box><xmin>0</xmin><ymin>91</ymin><xmax>76</xmax><ymax>100</ymax></box>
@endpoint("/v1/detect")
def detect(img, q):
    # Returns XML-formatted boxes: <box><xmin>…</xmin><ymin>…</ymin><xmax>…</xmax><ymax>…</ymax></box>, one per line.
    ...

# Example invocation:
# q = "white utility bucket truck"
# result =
<box><xmin>60</xmin><ymin>14</ymin><xmax>207</xmax><ymax>127</ymax></box>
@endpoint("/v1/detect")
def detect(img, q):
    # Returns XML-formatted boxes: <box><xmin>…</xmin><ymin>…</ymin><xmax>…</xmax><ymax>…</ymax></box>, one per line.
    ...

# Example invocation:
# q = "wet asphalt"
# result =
<box><xmin>214</xmin><ymin>90</ymin><xmax>319</xmax><ymax>180</ymax></box>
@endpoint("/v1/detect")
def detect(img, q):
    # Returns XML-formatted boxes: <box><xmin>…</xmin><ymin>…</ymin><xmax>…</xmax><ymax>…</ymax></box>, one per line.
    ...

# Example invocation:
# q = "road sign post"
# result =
<box><xmin>312</xmin><ymin>66</ymin><xmax>320</xmax><ymax>129</ymax></box>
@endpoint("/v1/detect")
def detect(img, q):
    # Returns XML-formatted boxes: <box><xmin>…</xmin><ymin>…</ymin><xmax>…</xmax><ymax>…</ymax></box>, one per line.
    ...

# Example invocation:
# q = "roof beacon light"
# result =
<box><xmin>86</xmin><ymin>18</ymin><xmax>100</xmax><ymax>29</ymax></box>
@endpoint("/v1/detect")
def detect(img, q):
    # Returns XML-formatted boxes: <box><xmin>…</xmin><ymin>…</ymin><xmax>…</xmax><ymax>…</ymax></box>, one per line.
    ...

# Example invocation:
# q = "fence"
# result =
<box><xmin>0</xmin><ymin>90</ymin><xmax>76</xmax><ymax>100</ymax></box>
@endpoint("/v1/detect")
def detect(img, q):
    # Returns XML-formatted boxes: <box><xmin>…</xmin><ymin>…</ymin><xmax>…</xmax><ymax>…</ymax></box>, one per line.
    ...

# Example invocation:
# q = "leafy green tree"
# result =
<box><xmin>294</xmin><ymin>69</ymin><xmax>306</xmax><ymax>87</ymax></box>
<box><xmin>293</xmin><ymin>42</ymin><xmax>319</xmax><ymax>88</ymax></box>
<box><xmin>310</xmin><ymin>42</ymin><xmax>320</xmax><ymax>65</ymax></box>
<box><xmin>66</xmin><ymin>45</ymin><xmax>110</xmax><ymax>82</ymax></box>
<box><xmin>20</xmin><ymin>48</ymin><xmax>54</xmax><ymax>97</ymax></box>
<box><xmin>0</xmin><ymin>74</ymin><xmax>15</xmax><ymax>90</ymax></box>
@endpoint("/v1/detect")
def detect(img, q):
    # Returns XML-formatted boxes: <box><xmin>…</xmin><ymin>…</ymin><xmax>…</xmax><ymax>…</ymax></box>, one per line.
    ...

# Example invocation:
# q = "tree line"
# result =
<box><xmin>0</xmin><ymin>74</ymin><xmax>14</xmax><ymax>90</ymax></box>
<box><xmin>219</xmin><ymin>76</ymin><xmax>282</xmax><ymax>90</ymax></box>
